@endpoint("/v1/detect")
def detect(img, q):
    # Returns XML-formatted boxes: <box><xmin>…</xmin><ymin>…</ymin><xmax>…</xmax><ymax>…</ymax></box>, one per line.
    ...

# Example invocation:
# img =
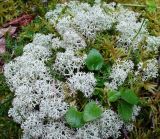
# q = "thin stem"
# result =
<box><xmin>121</xmin><ymin>3</ymin><xmax>160</xmax><ymax>9</ymax></box>
<box><xmin>132</xmin><ymin>18</ymin><xmax>146</xmax><ymax>43</ymax></box>
<box><xmin>122</xmin><ymin>4</ymin><xmax>146</xmax><ymax>8</ymax></box>
<box><xmin>127</xmin><ymin>18</ymin><xmax>146</xmax><ymax>59</ymax></box>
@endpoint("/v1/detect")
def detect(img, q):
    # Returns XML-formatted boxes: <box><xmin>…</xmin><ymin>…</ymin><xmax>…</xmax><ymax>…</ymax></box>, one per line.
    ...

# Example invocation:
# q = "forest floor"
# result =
<box><xmin>0</xmin><ymin>0</ymin><xmax>160</xmax><ymax>139</ymax></box>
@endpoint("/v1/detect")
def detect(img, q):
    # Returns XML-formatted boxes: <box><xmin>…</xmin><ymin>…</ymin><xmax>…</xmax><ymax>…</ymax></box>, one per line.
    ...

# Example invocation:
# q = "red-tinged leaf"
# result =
<box><xmin>19</xmin><ymin>17</ymin><xmax>34</xmax><ymax>26</ymax></box>
<box><xmin>3</xmin><ymin>14</ymin><xmax>35</xmax><ymax>27</ymax></box>
<box><xmin>0</xmin><ymin>26</ymin><xmax>17</xmax><ymax>38</ymax></box>
<box><xmin>0</xmin><ymin>38</ymin><xmax>6</xmax><ymax>54</ymax></box>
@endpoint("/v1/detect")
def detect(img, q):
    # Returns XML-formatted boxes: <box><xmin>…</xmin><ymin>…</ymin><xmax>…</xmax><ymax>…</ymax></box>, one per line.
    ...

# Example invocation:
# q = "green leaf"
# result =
<box><xmin>108</xmin><ymin>90</ymin><xmax>121</xmax><ymax>102</ymax></box>
<box><xmin>120</xmin><ymin>89</ymin><xmax>139</xmax><ymax>105</ymax></box>
<box><xmin>85</xmin><ymin>49</ymin><xmax>104</xmax><ymax>71</ymax></box>
<box><xmin>65</xmin><ymin>107</ymin><xmax>84</xmax><ymax>128</ymax></box>
<box><xmin>83</xmin><ymin>101</ymin><xmax>102</xmax><ymax>122</ymax></box>
<box><xmin>146</xmin><ymin>0</ymin><xmax>157</xmax><ymax>13</ymax></box>
<box><xmin>118</xmin><ymin>101</ymin><xmax>133</xmax><ymax>121</ymax></box>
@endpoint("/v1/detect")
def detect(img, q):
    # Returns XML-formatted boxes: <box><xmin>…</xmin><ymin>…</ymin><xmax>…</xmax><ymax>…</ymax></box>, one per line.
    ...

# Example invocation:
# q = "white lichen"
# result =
<box><xmin>105</xmin><ymin>59</ymin><xmax>134</xmax><ymax>90</ymax></box>
<box><xmin>76</xmin><ymin>109</ymin><xmax>123</xmax><ymax>139</ymax></box>
<box><xmin>68</xmin><ymin>72</ymin><xmax>96</xmax><ymax>97</ymax></box>
<box><xmin>142</xmin><ymin>58</ymin><xmax>158</xmax><ymax>81</ymax></box>
<box><xmin>53</xmin><ymin>50</ymin><xmax>86</xmax><ymax>76</ymax></box>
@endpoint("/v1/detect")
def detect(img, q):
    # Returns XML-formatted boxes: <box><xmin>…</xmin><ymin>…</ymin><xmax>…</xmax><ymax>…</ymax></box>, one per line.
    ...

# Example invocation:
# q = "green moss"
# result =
<box><xmin>0</xmin><ymin>73</ymin><xmax>22</xmax><ymax>139</ymax></box>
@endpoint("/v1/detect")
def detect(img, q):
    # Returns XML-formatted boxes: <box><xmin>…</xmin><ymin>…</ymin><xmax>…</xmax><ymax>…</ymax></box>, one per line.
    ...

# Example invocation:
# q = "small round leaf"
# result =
<box><xmin>85</xmin><ymin>49</ymin><xmax>104</xmax><ymax>71</ymax></box>
<box><xmin>118</xmin><ymin>101</ymin><xmax>133</xmax><ymax>121</ymax></box>
<box><xmin>108</xmin><ymin>90</ymin><xmax>121</xmax><ymax>102</ymax></box>
<box><xmin>120</xmin><ymin>89</ymin><xmax>139</xmax><ymax>105</ymax></box>
<box><xmin>65</xmin><ymin>107</ymin><xmax>84</xmax><ymax>128</ymax></box>
<box><xmin>83</xmin><ymin>101</ymin><xmax>102</xmax><ymax>122</ymax></box>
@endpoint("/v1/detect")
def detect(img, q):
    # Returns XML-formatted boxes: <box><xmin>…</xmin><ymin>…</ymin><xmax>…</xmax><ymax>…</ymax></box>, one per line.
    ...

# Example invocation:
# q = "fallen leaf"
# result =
<box><xmin>0</xmin><ymin>37</ymin><xmax>6</xmax><ymax>54</ymax></box>
<box><xmin>0</xmin><ymin>26</ymin><xmax>17</xmax><ymax>38</ymax></box>
<box><xmin>3</xmin><ymin>14</ymin><xmax>35</xmax><ymax>27</ymax></box>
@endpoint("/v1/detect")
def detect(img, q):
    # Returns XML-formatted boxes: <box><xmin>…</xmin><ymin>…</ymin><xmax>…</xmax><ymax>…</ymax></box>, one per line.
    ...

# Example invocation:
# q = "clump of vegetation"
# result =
<box><xmin>0</xmin><ymin>0</ymin><xmax>160</xmax><ymax>139</ymax></box>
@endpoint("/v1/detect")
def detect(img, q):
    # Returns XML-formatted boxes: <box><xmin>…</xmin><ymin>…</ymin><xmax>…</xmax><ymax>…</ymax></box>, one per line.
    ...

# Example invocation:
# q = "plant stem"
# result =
<box><xmin>127</xmin><ymin>18</ymin><xmax>146</xmax><ymax>59</ymax></box>
<box><xmin>122</xmin><ymin>4</ymin><xmax>146</xmax><ymax>8</ymax></box>
<box><xmin>121</xmin><ymin>3</ymin><xmax>160</xmax><ymax>9</ymax></box>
